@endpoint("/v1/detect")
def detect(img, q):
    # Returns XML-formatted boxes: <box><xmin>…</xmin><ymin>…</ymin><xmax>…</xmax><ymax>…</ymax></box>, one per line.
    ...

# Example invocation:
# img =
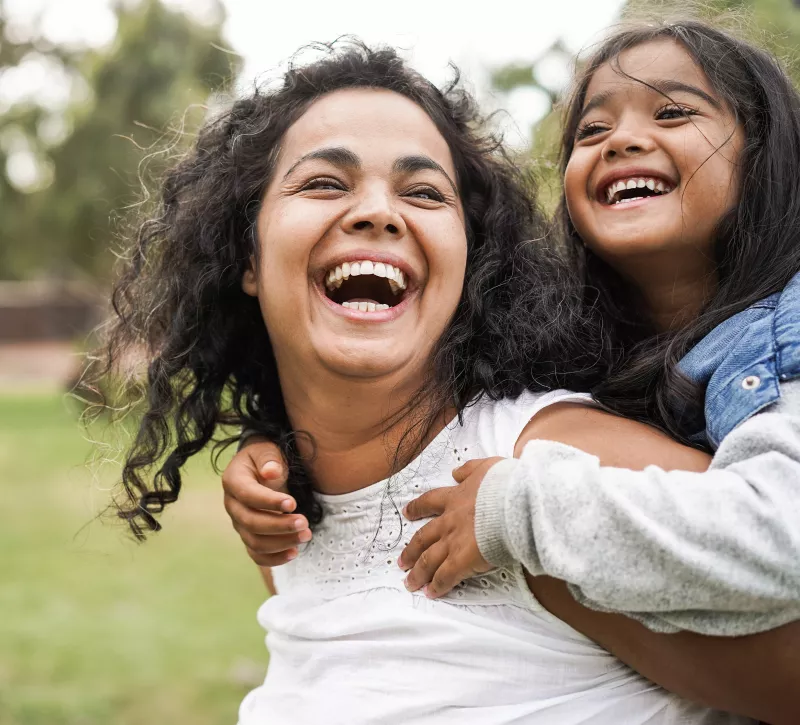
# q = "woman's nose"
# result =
<box><xmin>342</xmin><ymin>189</ymin><xmax>406</xmax><ymax>238</ymax></box>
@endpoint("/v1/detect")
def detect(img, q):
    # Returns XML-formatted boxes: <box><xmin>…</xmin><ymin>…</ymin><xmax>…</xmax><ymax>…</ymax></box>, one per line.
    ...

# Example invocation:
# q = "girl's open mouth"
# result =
<box><xmin>323</xmin><ymin>259</ymin><xmax>409</xmax><ymax>313</ymax></box>
<box><xmin>599</xmin><ymin>176</ymin><xmax>676</xmax><ymax>206</ymax></box>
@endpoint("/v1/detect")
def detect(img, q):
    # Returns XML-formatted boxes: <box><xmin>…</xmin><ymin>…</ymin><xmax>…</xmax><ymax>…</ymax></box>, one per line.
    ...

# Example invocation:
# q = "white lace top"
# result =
<box><xmin>238</xmin><ymin>390</ymin><xmax>752</xmax><ymax>725</ymax></box>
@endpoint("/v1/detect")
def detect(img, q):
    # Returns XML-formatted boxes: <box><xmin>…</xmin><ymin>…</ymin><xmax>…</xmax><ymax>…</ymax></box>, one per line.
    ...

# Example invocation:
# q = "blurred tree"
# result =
<box><xmin>0</xmin><ymin>0</ymin><xmax>79</xmax><ymax>276</ymax></box>
<box><xmin>0</xmin><ymin>0</ymin><xmax>239</xmax><ymax>280</ymax></box>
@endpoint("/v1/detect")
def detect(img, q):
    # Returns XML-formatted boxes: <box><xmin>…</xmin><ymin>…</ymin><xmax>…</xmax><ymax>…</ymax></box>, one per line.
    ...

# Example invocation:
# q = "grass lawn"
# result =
<box><xmin>0</xmin><ymin>391</ymin><xmax>269</xmax><ymax>725</ymax></box>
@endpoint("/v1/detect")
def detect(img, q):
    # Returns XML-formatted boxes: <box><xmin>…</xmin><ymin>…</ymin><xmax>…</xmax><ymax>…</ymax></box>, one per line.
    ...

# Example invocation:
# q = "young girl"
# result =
<box><xmin>106</xmin><ymin>42</ymin><xmax>750</xmax><ymax>724</ymax></box>
<box><xmin>224</xmin><ymin>21</ymin><xmax>800</xmax><ymax>723</ymax></box>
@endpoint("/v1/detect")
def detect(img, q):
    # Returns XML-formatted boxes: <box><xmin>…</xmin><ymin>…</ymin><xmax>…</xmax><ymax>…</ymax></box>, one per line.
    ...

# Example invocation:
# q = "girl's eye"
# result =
<box><xmin>575</xmin><ymin>122</ymin><xmax>608</xmax><ymax>141</ymax></box>
<box><xmin>656</xmin><ymin>104</ymin><xmax>698</xmax><ymax>121</ymax></box>
<box><xmin>406</xmin><ymin>186</ymin><xmax>444</xmax><ymax>202</ymax></box>
<box><xmin>301</xmin><ymin>177</ymin><xmax>346</xmax><ymax>192</ymax></box>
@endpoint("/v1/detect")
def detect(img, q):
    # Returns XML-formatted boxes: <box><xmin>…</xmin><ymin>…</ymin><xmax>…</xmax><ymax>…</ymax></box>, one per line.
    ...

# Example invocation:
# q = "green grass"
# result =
<box><xmin>0</xmin><ymin>392</ymin><xmax>268</xmax><ymax>725</ymax></box>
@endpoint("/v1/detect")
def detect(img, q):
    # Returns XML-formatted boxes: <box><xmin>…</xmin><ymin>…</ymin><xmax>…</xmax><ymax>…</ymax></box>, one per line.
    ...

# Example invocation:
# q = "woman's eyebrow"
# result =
<box><xmin>393</xmin><ymin>155</ymin><xmax>458</xmax><ymax>195</ymax></box>
<box><xmin>283</xmin><ymin>146</ymin><xmax>360</xmax><ymax>179</ymax></box>
<box><xmin>580</xmin><ymin>78</ymin><xmax>722</xmax><ymax>120</ymax></box>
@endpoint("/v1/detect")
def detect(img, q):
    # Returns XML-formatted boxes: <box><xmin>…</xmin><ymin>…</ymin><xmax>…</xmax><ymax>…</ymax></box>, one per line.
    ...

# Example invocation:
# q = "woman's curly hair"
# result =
<box><xmin>104</xmin><ymin>40</ymin><xmax>602</xmax><ymax>539</ymax></box>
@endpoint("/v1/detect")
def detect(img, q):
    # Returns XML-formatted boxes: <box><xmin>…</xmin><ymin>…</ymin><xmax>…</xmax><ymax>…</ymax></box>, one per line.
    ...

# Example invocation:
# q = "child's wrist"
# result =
<box><xmin>474</xmin><ymin>458</ymin><xmax>519</xmax><ymax>567</ymax></box>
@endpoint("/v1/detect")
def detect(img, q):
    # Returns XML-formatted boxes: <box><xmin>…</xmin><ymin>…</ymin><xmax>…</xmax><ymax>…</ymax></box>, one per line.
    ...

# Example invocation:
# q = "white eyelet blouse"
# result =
<box><xmin>238</xmin><ymin>390</ymin><xmax>753</xmax><ymax>725</ymax></box>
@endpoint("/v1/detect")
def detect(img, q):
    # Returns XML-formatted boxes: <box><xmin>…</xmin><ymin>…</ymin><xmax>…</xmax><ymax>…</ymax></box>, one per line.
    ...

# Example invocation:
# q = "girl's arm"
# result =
<box><xmin>477</xmin><ymin>386</ymin><xmax>800</xmax><ymax>636</ymax></box>
<box><xmin>505</xmin><ymin>401</ymin><xmax>800</xmax><ymax>723</ymax></box>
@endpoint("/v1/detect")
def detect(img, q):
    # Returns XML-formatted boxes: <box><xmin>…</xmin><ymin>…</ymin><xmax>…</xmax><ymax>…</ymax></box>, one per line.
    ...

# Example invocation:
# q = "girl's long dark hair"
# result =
<box><xmin>104</xmin><ymin>41</ymin><xmax>600</xmax><ymax>539</ymax></box>
<box><xmin>558</xmin><ymin>20</ymin><xmax>800</xmax><ymax>443</ymax></box>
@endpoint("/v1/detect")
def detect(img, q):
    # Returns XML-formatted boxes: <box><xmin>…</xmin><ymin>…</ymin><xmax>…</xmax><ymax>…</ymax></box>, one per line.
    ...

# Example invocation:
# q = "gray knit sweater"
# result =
<box><xmin>475</xmin><ymin>381</ymin><xmax>800</xmax><ymax>635</ymax></box>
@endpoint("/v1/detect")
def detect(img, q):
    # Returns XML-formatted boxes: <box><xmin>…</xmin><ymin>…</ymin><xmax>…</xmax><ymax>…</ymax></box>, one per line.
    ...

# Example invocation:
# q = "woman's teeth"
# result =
<box><xmin>325</xmin><ymin>260</ymin><xmax>407</xmax><ymax>293</ymax></box>
<box><xmin>341</xmin><ymin>301</ymin><xmax>390</xmax><ymax>312</ymax></box>
<box><xmin>604</xmin><ymin>177</ymin><xmax>674</xmax><ymax>205</ymax></box>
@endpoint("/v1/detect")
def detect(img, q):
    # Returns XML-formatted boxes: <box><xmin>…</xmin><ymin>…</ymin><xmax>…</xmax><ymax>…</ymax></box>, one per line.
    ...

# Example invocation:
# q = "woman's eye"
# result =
<box><xmin>406</xmin><ymin>186</ymin><xmax>444</xmax><ymax>202</ymax></box>
<box><xmin>656</xmin><ymin>105</ymin><xmax>698</xmax><ymax>121</ymax></box>
<box><xmin>301</xmin><ymin>177</ymin><xmax>346</xmax><ymax>192</ymax></box>
<box><xmin>575</xmin><ymin>122</ymin><xmax>608</xmax><ymax>141</ymax></box>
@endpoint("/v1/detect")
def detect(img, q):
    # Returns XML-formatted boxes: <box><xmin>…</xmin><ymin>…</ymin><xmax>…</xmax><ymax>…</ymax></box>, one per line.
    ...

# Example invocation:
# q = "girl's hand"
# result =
<box><xmin>222</xmin><ymin>438</ymin><xmax>312</xmax><ymax>567</ymax></box>
<box><xmin>398</xmin><ymin>457</ymin><xmax>501</xmax><ymax>597</ymax></box>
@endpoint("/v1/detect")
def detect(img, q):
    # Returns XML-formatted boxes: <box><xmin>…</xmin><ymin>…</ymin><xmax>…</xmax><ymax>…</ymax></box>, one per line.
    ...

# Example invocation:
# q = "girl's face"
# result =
<box><xmin>565</xmin><ymin>38</ymin><xmax>744</xmax><ymax>269</ymax></box>
<box><xmin>243</xmin><ymin>88</ymin><xmax>467</xmax><ymax>386</ymax></box>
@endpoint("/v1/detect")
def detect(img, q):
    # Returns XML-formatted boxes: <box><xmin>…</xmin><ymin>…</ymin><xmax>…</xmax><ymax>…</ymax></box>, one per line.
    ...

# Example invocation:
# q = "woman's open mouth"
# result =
<box><xmin>323</xmin><ymin>259</ymin><xmax>409</xmax><ymax>313</ymax></box>
<box><xmin>600</xmin><ymin>176</ymin><xmax>676</xmax><ymax>206</ymax></box>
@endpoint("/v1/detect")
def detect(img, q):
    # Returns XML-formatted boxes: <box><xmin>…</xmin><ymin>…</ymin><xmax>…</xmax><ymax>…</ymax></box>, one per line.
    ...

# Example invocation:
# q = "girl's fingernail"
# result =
<box><xmin>261</xmin><ymin>462</ymin><xmax>282</xmax><ymax>478</ymax></box>
<box><xmin>298</xmin><ymin>530</ymin><xmax>312</xmax><ymax>543</ymax></box>
<box><xmin>397</xmin><ymin>556</ymin><xmax>404</xmax><ymax>569</ymax></box>
<box><xmin>286</xmin><ymin>550</ymin><xmax>297</xmax><ymax>561</ymax></box>
<box><xmin>281</xmin><ymin>499</ymin><xmax>295</xmax><ymax>512</ymax></box>
<box><xmin>293</xmin><ymin>518</ymin><xmax>306</xmax><ymax>530</ymax></box>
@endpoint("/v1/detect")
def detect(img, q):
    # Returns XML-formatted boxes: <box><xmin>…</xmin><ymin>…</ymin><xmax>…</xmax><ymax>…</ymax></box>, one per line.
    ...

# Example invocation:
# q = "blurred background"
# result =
<box><xmin>0</xmin><ymin>0</ymin><xmax>797</xmax><ymax>723</ymax></box>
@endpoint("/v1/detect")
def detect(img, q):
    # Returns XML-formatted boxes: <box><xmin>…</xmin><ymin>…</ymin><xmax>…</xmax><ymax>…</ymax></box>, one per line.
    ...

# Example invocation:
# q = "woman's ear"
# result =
<box><xmin>242</xmin><ymin>258</ymin><xmax>258</xmax><ymax>297</ymax></box>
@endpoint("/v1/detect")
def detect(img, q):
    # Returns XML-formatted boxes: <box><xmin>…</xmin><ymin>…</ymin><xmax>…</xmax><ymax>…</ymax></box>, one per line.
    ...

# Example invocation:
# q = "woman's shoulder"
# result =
<box><xmin>456</xmin><ymin>389</ymin><xmax>592</xmax><ymax>459</ymax></box>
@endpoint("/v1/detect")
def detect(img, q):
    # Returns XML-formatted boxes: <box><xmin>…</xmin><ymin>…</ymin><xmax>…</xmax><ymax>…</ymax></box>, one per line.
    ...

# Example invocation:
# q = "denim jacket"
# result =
<box><xmin>679</xmin><ymin>271</ymin><xmax>800</xmax><ymax>448</ymax></box>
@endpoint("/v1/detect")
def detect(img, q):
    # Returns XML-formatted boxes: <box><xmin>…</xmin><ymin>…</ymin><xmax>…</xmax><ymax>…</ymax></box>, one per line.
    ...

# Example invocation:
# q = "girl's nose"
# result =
<box><xmin>601</xmin><ymin>123</ymin><xmax>656</xmax><ymax>161</ymax></box>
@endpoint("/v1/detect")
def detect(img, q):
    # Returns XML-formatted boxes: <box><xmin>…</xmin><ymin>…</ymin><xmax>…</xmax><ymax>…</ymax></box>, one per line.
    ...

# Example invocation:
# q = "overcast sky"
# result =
<box><xmin>2</xmin><ymin>0</ymin><xmax>627</xmax><ymax>146</ymax></box>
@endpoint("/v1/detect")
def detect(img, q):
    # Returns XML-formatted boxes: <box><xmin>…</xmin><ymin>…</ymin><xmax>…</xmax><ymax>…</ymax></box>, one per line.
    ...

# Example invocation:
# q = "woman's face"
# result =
<box><xmin>564</xmin><ymin>38</ymin><xmax>744</xmax><ymax>270</ymax></box>
<box><xmin>243</xmin><ymin>88</ymin><xmax>467</xmax><ymax>387</ymax></box>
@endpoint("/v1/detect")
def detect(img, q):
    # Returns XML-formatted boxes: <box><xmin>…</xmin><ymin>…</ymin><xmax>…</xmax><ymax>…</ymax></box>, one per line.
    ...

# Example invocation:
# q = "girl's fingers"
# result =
<box><xmin>403</xmin><ymin>541</ymin><xmax>449</xmax><ymax>593</ymax></box>
<box><xmin>399</xmin><ymin>519</ymin><xmax>441</xmax><ymax>571</ymax></box>
<box><xmin>403</xmin><ymin>489</ymin><xmax>449</xmax><ymax>521</ymax></box>
<box><xmin>225</xmin><ymin>494</ymin><xmax>308</xmax><ymax>534</ymax></box>
<box><xmin>238</xmin><ymin>528</ymin><xmax>311</xmax><ymax>554</ymax></box>
<box><xmin>223</xmin><ymin>466</ymin><xmax>296</xmax><ymax>513</ymax></box>
<box><xmin>452</xmin><ymin>458</ymin><xmax>484</xmax><ymax>483</ymax></box>
<box><xmin>246</xmin><ymin>546</ymin><xmax>298</xmax><ymax>568</ymax></box>
<box><xmin>425</xmin><ymin>561</ymin><xmax>464</xmax><ymax>599</ymax></box>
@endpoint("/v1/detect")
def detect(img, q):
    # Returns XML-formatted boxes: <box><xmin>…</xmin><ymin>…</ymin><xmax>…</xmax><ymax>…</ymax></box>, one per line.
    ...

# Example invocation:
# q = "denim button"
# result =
<box><xmin>741</xmin><ymin>375</ymin><xmax>761</xmax><ymax>390</ymax></box>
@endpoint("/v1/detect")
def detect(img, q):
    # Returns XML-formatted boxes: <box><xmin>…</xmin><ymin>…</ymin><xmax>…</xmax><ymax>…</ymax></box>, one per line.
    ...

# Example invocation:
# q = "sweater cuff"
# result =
<box><xmin>474</xmin><ymin>458</ymin><xmax>519</xmax><ymax>567</ymax></box>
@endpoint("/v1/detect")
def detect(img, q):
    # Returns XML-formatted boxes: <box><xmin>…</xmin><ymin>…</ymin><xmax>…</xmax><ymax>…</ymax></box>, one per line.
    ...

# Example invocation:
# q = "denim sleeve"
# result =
<box><xmin>475</xmin><ymin>381</ymin><xmax>800</xmax><ymax>635</ymax></box>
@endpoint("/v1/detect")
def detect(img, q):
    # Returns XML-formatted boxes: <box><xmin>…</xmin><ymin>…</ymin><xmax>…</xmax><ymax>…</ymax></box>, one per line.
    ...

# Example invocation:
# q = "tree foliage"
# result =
<box><xmin>0</xmin><ymin>0</ymin><xmax>239</xmax><ymax>280</ymax></box>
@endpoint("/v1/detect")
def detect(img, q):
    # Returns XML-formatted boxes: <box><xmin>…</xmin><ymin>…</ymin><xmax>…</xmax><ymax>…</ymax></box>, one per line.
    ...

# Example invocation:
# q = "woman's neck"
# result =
<box><xmin>278</xmin><ymin>368</ymin><xmax>444</xmax><ymax>495</ymax></box>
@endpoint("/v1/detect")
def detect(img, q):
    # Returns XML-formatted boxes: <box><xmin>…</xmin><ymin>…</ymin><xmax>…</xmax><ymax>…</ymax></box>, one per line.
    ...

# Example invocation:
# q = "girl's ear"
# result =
<box><xmin>242</xmin><ymin>258</ymin><xmax>258</xmax><ymax>297</ymax></box>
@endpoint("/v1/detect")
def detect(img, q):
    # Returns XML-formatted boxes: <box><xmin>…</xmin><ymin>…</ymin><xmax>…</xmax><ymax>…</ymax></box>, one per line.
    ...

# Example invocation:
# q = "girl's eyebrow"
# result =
<box><xmin>580</xmin><ymin>78</ymin><xmax>722</xmax><ymax>120</ymax></box>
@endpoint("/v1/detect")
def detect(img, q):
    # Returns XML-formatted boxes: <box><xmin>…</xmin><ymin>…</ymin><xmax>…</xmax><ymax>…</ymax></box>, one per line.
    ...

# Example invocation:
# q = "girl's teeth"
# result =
<box><xmin>604</xmin><ymin>177</ymin><xmax>674</xmax><ymax>205</ymax></box>
<box><xmin>350</xmin><ymin>262</ymin><xmax>361</xmax><ymax>276</ymax></box>
<box><xmin>374</xmin><ymin>262</ymin><xmax>386</xmax><ymax>277</ymax></box>
<box><xmin>342</xmin><ymin>262</ymin><xmax>351</xmax><ymax>277</ymax></box>
<box><xmin>360</xmin><ymin>260</ymin><xmax>374</xmax><ymax>275</ymax></box>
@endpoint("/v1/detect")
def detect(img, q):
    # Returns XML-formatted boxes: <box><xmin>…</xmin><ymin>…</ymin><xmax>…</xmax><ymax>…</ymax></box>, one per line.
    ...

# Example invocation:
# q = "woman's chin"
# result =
<box><xmin>314</xmin><ymin>339</ymin><xmax>423</xmax><ymax>381</ymax></box>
